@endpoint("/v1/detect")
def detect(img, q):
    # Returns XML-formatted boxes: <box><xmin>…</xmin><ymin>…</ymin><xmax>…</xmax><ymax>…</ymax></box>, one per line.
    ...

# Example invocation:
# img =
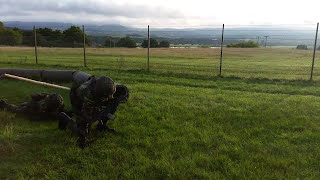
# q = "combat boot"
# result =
<box><xmin>96</xmin><ymin>124</ymin><xmax>115</xmax><ymax>132</ymax></box>
<box><xmin>58</xmin><ymin>112</ymin><xmax>73</xmax><ymax>130</ymax></box>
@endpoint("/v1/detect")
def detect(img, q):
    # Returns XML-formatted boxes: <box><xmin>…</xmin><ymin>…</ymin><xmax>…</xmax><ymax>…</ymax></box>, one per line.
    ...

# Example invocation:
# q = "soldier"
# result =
<box><xmin>0</xmin><ymin>93</ymin><xmax>66</xmax><ymax>121</ymax></box>
<box><xmin>59</xmin><ymin>75</ymin><xmax>129</xmax><ymax>148</ymax></box>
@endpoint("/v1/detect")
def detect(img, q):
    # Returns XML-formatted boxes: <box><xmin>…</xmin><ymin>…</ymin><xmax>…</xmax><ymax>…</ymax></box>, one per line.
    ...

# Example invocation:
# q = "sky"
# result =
<box><xmin>1</xmin><ymin>0</ymin><xmax>320</xmax><ymax>28</ymax></box>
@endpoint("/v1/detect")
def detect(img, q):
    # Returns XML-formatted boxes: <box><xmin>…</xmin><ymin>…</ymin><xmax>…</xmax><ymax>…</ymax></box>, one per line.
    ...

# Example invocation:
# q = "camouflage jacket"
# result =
<box><xmin>70</xmin><ymin>78</ymin><xmax>108</xmax><ymax>122</ymax></box>
<box><xmin>29</xmin><ymin>93</ymin><xmax>64</xmax><ymax>114</ymax></box>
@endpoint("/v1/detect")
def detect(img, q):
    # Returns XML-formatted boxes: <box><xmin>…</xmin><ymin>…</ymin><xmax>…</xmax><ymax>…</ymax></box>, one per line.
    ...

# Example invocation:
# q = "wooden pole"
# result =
<box><xmin>2</xmin><ymin>73</ymin><xmax>70</xmax><ymax>91</ymax></box>
<box><xmin>147</xmin><ymin>25</ymin><xmax>150</xmax><ymax>71</ymax></box>
<box><xmin>219</xmin><ymin>24</ymin><xmax>225</xmax><ymax>77</ymax></box>
<box><xmin>83</xmin><ymin>25</ymin><xmax>87</xmax><ymax>67</ymax></box>
<box><xmin>310</xmin><ymin>22</ymin><xmax>319</xmax><ymax>81</ymax></box>
<box><xmin>34</xmin><ymin>26</ymin><xmax>38</xmax><ymax>64</ymax></box>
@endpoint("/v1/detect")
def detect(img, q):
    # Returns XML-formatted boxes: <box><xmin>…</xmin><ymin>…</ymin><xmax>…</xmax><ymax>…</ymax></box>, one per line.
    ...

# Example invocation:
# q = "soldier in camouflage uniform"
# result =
<box><xmin>0</xmin><ymin>93</ymin><xmax>65</xmax><ymax>121</ymax></box>
<box><xmin>59</xmin><ymin>75</ymin><xmax>128</xmax><ymax>148</ymax></box>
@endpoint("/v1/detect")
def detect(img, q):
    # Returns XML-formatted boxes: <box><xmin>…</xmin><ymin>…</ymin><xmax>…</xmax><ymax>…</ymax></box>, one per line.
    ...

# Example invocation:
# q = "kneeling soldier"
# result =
<box><xmin>59</xmin><ymin>75</ymin><xmax>129</xmax><ymax>148</ymax></box>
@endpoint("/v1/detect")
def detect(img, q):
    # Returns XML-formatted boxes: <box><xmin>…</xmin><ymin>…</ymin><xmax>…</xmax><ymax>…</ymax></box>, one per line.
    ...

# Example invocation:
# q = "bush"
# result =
<box><xmin>104</xmin><ymin>38</ymin><xmax>115</xmax><ymax>48</ymax></box>
<box><xmin>63</xmin><ymin>26</ymin><xmax>91</xmax><ymax>47</ymax></box>
<box><xmin>0</xmin><ymin>21</ymin><xmax>23</xmax><ymax>46</ymax></box>
<box><xmin>116</xmin><ymin>36</ymin><xmax>136</xmax><ymax>48</ymax></box>
<box><xmin>227</xmin><ymin>40</ymin><xmax>259</xmax><ymax>48</ymax></box>
<box><xmin>141</xmin><ymin>38</ymin><xmax>158</xmax><ymax>48</ymax></box>
<box><xmin>0</xmin><ymin>28</ymin><xmax>23</xmax><ymax>46</ymax></box>
<box><xmin>159</xmin><ymin>41</ymin><xmax>170</xmax><ymax>48</ymax></box>
<box><xmin>296</xmin><ymin>45</ymin><xmax>308</xmax><ymax>50</ymax></box>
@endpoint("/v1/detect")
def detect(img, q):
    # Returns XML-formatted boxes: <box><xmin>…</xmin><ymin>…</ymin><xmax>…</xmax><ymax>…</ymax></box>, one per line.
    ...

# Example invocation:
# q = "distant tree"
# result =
<box><xmin>37</xmin><ymin>28</ymin><xmax>64</xmax><ymax>47</ymax></box>
<box><xmin>21</xmin><ymin>30</ymin><xmax>33</xmax><ymax>46</ymax></box>
<box><xmin>141</xmin><ymin>38</ymin><xmax>158</xmax><ymax>48</ymax></box>
<box><xmin>0</xmin><ymin>29</ymin><xmax>23</xmax><ymax>45</ymax></box>
<box><xmin>318</xmin><ymin>46</ymin><xmax>320</xmax><ymax>50</ymax></box>
<box><xmin>0</xmin><ymin>22</ymin><xmax>23</xmax><ymax>46</ymax></box>
<box><xmin>159</xmin><ymin>40</ymin><xmax>170</xmax><ymax>48</ymax></box>
<box><xmin>38</xmin><ymin>28</ymin><xmax>63</xmax><ymax>40</ymax></box>
<box><xmin>63</xmin><ymin>26</ymin><xmax>91</xmax><ymax>47</ymax></box>
<box><xmin>227</xmin><ymin>40</ymin><xmax>259</xmax><ymax>48</ymax></box>
<box><xmin>296</xmin><ymin>44</ymin><xmax>308</xmax><ymax>50</ymax></box>
<box><xmin>104</xmin><ymin>38</ymin><xmax>115</xmax><ymax>48</ymax></box>
<box><xmin>0</xmin><ymin>21</ymin><xmax>4</xmax><ymax>32</ymax></box>
<box><xmin>116</xmin><ymin>36</ymin><xmax>136</xmax><ymax>48</ymax></box>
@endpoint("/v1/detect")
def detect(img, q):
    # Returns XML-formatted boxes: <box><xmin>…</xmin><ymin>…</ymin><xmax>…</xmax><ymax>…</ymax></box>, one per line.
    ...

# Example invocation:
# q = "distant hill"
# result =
<box><xmin>3</xmin><ymin>21</ymin><xmax>316</xmax><ymax>46</ymax></box>
<box><xmin>3</xmin><ymin>21</ymin><xmax>135</xmax><ymax>35</ymax></box>
<box><xmin>3</xmin><ymin>21</ymin><xmax>73</xmax><ymax>31</ymax></box>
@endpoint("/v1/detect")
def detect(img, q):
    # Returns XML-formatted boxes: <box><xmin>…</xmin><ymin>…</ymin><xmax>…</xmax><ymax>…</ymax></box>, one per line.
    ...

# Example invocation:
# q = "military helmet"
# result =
<box><xmin>45</xmin><ymin>93</ymin><xmax>64</xmax><ymax>111</ymax></box>
<box><xmin>95</xmin><ymin>76</ymin><xmax>116</xmax><ymax>99</ymax></box>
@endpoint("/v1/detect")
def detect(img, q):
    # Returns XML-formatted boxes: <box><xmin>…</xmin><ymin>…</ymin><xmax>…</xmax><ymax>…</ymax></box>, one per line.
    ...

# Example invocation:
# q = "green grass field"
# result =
<box><xmin>1</xmin><ymin>47</ymin><xmax>320</xmax><ymax>179</ymax></box>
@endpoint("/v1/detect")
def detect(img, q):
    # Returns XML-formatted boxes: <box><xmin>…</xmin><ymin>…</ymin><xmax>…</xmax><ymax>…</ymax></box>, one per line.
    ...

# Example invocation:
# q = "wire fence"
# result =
<box><xmin>0</xmin><ymin>24</ymin><xmax>319</xmax><ymax>81</ymax></box>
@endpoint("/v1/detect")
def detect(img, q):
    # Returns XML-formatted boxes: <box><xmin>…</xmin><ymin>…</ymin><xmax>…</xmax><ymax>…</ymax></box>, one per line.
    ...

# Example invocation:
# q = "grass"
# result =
<box><xmin>1</xmin><ymin>47</ymin><xmax>320</xmax><ymax>179</ymax></box>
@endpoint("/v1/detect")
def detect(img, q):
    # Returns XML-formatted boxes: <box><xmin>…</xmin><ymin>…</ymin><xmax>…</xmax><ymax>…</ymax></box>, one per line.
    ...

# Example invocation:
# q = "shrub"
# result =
<box><xmin>116</xmin><ymin>36</ymin><xmax>136</xmax><ymax>48</ymax></box>
<box><xmin>0</xmin><ymin>29</ymin><xmax>23</xmax><ymax>46</ymax></box>
<box><xmin>63</xmin><ymin>26</ymin><xmax>91</xmax><ymax>47</ymax></box>
<box><xmin>141</xmin><ymin>38</ymin><xmax>158</xmax><ymax>48</ymax></box>
<box><xmin>159</xmin><ymin>41</ymin><xmax>170</xmax><ymax>48</ymax></box>
<box><xmin>227</xmin><ymin>40</ymin><xmax>259</xmax><ymax>48</ymax></box>
<box><xmin>296</xmin><ymin>45</ymin><xmax>308</xmax><ymax>50</ymax></box>
<box><xmin>104</xmin><ymin>38</ymin><xmax>115</xmax><ymax>48</ymax></box>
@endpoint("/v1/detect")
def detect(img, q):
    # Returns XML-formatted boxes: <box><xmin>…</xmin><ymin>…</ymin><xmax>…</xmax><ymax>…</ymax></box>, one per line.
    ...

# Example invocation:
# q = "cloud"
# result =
<box><xmin>2</xmin><ymin>0</ymin><xmax>316</xmax><ymax>28</ymax></box>
<box><xmin>0</xmin><ymin>0</ymin><xmax>185</xmax><ymax>26</ymax></box>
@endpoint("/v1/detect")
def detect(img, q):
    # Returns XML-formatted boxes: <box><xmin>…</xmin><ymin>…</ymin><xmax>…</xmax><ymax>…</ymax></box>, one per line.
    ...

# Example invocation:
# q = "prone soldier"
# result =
<box><xmin>58</xmin><ymin>75</ymin><xmax>129</xmax><ymax>148</ymax></box>
<box><xmin>0</xmin><ymin>93</ymin><xmax>67</xmax><ymax>121</ymax></box>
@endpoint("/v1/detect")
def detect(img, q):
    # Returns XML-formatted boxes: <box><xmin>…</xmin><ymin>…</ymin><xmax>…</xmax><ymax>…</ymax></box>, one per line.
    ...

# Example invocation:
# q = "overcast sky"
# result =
<box><xmin>1</xmin><ymin>0</ymin><xmax>320</xmax><ymax>28</ymax></box>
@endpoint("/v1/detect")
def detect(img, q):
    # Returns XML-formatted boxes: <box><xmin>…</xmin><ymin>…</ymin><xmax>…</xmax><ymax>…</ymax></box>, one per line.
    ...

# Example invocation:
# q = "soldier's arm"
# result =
<box><xmin>80</xmin><ymin>97</ymin><xmax>97</xmax><ymax>122</ymax></box>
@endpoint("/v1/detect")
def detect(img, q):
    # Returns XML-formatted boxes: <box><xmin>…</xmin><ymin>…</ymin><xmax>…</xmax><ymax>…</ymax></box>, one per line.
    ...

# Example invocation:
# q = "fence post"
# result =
<box><xmin>147</xmin><ymin>25</ymin><xmax>150</xmax><ymax>71</ymax></box>
<box><xmin>219</xmin><ymin>24</ymin><xmax>225</xmax><ymax>77</ymax></box>
<box><xmin>33</xmin><ymin>26</ymin><xmax>38</xmax><ymax>64</ymax></box>
<box><xmin>83</xmin><ymin>25</ymin><xmax>87</xmax><ymax>67</ymax></box>
<box><xmin>310</xmin><ymin>22</ymin><xmax>319</xmax><ymax>81</ymax></box>
<box><xmin>264</xmin><ymin>36</ymin><xmax>269</xmax><ymax>48</ymax></box>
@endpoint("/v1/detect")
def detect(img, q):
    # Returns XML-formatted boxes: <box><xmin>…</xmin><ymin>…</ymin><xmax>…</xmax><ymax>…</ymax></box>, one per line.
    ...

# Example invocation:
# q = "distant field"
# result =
<box><xmin>0</xmin><ymin>46</ymin><xmax>319</xmax><ymax>80</ymax></box>
<box><xmin>1</xmin><ymin>47</ymin><xmax>320</xmax><ymax>179</ymax></box>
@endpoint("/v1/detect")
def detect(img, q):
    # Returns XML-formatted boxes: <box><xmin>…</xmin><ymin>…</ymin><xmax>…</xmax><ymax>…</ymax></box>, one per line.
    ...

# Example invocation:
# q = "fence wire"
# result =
<box><xmin>0</xmin><ymin>24</ymin><xmax>319</xmax><ymax>82</ymax></box>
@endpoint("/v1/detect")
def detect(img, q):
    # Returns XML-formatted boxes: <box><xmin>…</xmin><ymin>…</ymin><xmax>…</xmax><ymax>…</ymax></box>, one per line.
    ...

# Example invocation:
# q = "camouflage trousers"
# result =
<box><xmin>2</xmin><ymin>101</ymin><xmax>57</xmax><ymax>121</ymax></box>
<box><xmin>3</xmin><ymin>102</ymin><xmax>35</xmax><ymax>114</ymax></box>
<box><xmin>58</xmin><ymin>111</ymin><xmax>115</xmax><ymax>148</ymax></box>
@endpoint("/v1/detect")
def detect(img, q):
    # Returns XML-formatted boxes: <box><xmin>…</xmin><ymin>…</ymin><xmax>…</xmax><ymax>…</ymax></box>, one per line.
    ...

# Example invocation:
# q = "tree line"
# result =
<box><xmin>0</xmin><ymin>21</ymin><xmax>91</xmax><ymax>47</ymax></box>
<box><xmin>0</xmin><ymin>21</ymin><xmax>171</xmax><ymax>48</ymax></box>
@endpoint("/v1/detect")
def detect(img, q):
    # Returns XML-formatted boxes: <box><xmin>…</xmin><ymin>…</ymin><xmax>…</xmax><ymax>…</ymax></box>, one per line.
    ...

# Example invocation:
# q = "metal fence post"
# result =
<box><xmin>264</xmin><ymin>36</ymin><xmax>269</xmax><ymax>48</ymax></box>
<box><xmin>219</xmin><ymin>24</ymin><xmax>225</xmax><ymax>77</ymax></box>
<box><xmin>83</xmin><ymin>25</ymin><xmax>87</xmax><ymax>67</ymax></box>
<box><xmin>33</xmin><ymin>26</ymin><xmax>38</xmax><ymax>64</ymax></box>
<box><xmin>147</xmin><ymin>25</ymin><xmax>150</xmax><ymax>71</ymax></box>
<box><xmin>310</xmin><ymin>22</ymin><xmax>319</xmax><ymax>81</ymax></box>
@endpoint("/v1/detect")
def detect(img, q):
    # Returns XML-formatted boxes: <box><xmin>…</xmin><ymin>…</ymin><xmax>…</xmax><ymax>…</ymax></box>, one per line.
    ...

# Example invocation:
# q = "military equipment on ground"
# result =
<box><xmin>0</xmin><ymin>68</ymin><xmax>128</xmax><ymax>97</ymax></box>
<box><xmin>1</xmin><ymin>73</ymin><xmax>71</xmax><ymax>90</ymax></box>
